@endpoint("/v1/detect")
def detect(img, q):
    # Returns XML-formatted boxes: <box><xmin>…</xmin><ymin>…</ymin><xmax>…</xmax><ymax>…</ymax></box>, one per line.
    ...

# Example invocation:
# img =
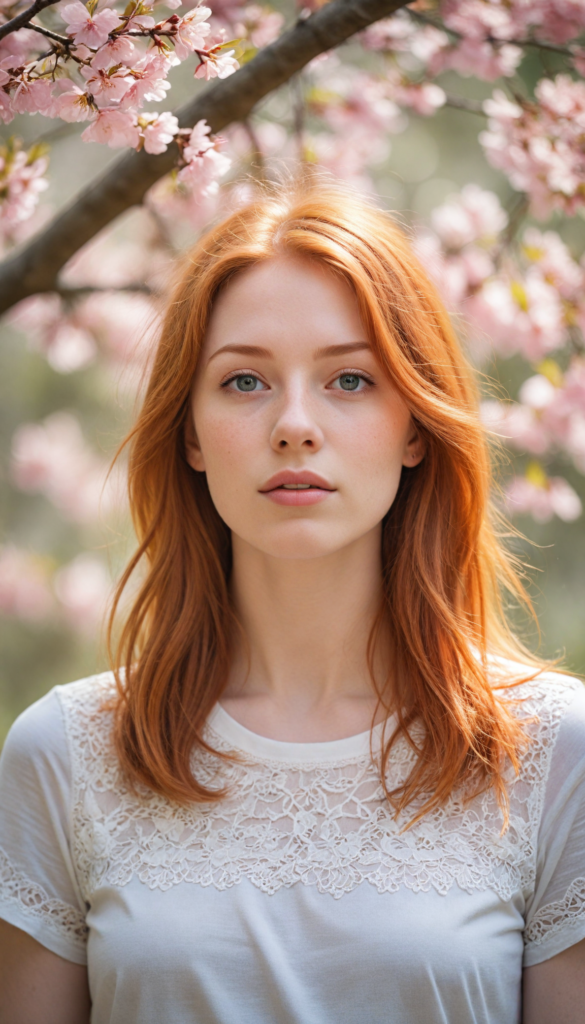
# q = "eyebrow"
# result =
<box><xmin>207</xmin><ymin>341</ymin><xmax>371</xmax><ymax>364</ymax></box>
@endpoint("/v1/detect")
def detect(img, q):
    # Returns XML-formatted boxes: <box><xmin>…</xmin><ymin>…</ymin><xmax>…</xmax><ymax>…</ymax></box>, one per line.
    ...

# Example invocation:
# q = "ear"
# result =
<box><xmin>184</xmin><ymin>410</ymin><xmax>206</xmax><ymax>472</ymax></box>
<box><xmin>402</xmin><ymin>420</ymin><xmax>426</xmax><ymax>468</ymax></box>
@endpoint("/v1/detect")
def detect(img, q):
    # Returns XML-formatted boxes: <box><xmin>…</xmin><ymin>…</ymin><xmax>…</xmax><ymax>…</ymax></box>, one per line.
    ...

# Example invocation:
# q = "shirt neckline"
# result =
<box><xmin>207</xmin><ymin>702</ymin><xmax>391</xmax><ymax>765</ymax></box>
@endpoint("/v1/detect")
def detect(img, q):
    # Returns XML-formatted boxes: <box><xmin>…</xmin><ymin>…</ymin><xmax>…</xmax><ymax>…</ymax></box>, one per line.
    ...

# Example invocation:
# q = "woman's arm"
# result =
<box><xmin>0</xmin><ymin>919</ymin><xmax>91</xmax><ymax>1024</ymax></box>
<box><xmin>523</xmin><ymin>938</ymin><xmax>585</xmax><ymax>1024</ymax></box>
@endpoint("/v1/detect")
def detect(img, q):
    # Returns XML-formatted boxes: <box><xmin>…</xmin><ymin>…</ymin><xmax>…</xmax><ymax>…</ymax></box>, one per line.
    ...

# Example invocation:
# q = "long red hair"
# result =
<box><xmin>109</xmin><ymin>174</ymin><xmax>549</xmax><ymax>821</ymax></box>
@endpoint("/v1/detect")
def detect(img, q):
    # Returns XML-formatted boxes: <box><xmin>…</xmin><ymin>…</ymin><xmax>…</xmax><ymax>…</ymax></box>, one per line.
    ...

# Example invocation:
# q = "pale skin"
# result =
<box><xmin>1</xmin><ymin>256</ymin><xmax>583</xmax><ymax>1022</ymax></box>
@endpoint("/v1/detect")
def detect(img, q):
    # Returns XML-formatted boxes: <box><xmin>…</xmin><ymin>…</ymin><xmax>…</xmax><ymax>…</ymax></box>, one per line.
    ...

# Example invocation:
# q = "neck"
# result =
<box><xmin>225</xmin><ymin>527</ymin><xmax>389</xmax><ymax>736</ymax></box>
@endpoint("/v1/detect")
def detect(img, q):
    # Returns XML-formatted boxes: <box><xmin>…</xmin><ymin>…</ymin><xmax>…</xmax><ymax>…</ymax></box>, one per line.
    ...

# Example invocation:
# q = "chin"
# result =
<box><xmin>248</xmin><ymin>522</ymin><xmax>353</xmax><ymax>561</ymax></box>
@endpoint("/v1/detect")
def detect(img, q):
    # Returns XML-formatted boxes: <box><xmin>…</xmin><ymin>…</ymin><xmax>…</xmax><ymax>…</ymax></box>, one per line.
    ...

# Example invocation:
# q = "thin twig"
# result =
<box><xmin>493</xmin><ymin>193</ymin><xmax>529</xmax><ymax>268</ymax></box>
<box><xmin>291</xmin><ymin>73</ymin><xmax>305</xmax><ymax>162</ymax></box>
<box><xmin>443</xmin><ymin>95</ymin><xmax>486</xmax><ymax>115</ymax></box>
<box><xmin>0</xmin><ymin>0</ymin><xmax>61</xmax><ymax>41</ymax></box>
<box><xmin>28</xmin><ymin>21</ymin><xmax>72</xmax><ymax>46</ymax></box>
<box><xmin>56</xmin><ymin>283</ymin><xmax>155</xmax><ymax>299</ymax></box>
<box><xmin>242</xmin><ymin>119</ymin><xmax>266</xmax><ymax>179</ymax></box>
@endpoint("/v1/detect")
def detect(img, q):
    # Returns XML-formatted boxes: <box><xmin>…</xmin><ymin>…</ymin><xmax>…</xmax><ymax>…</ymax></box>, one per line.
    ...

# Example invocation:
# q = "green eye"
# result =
<box><xmin>235</xmin><ymin>375</ymin><xmax>260</xmax><ymax>391</ymax></box>
<box><xmin>339</xmin><ymin>374</ymin><xmax>361</xmax><ymax>391</ymax></box>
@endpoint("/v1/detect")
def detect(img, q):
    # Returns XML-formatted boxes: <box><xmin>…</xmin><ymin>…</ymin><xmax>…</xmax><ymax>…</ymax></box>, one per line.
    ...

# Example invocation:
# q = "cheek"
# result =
<box><xmin>339</xmin><ymin>402</ymin><xmax>410</xmax><ymax>476</ymax></box>
<box><xmin>194</xmin><ymin>403</ymin><xmax>263</xmax><ymax>516</ymax></box>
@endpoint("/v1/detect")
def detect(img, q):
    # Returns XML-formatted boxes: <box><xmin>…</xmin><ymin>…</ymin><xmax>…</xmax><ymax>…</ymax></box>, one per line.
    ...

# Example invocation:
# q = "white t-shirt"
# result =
<box><xmin>1</xmin><ymin>670</ymin><xmax>585</xmax><ymax>1024</ymax></box>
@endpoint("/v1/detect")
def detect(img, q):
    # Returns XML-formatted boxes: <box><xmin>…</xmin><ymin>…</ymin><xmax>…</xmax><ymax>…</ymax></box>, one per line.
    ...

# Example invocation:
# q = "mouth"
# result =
<box><xmin>259</xmin><ymin>471</ymin><xmax>336</xmax><ymax>506</ymax></box>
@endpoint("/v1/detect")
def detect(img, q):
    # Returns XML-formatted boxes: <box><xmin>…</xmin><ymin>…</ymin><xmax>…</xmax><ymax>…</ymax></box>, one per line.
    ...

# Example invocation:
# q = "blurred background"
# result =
<box><xmin>1</xmin><ymin>11</ymin><xmax>584</xmax><ymax>741</ymax></box>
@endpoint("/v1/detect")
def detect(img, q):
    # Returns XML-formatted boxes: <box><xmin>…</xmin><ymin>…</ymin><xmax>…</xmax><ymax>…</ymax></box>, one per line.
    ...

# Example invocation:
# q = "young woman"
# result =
<box><xmin>1</xmin><ymin>177</ymin><xmax>584</xmax><ymax>1024</ymax></box>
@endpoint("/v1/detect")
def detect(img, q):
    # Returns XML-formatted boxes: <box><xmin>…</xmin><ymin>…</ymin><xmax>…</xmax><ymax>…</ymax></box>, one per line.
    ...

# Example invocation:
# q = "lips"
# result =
<box><xmin>259</xmin><ymin>470</ymin><xmax>335</xmax><ymax>493</ymax></box>
<box><xmin>259</xmin><ymin>469</ymin><xmax>336</xmax><ymax>506</ymax></box>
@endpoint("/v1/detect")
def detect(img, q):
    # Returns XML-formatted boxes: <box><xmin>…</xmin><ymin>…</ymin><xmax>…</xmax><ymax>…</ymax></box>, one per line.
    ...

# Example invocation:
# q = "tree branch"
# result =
<box><xmin>0</xmin><ymin>0</ymin><xmax>409</xmax><ymax>315</ymax></box>
<box><xmin>28</xmin><ymin>21</ymin><xmax>73</xmax><ymax>46</ymax></box>
<box><xmin>0</xmin><ymin>0</ymin><xmax>61</xmax><ymax>41</ymax></box>
<box><xmin>56</xmin><ymin>283</ymin><xmax>154</xmax><ymax>299</ymax></box>
<box><xmin>443</xmin><ymin>95</ymin><xmax>486</xmax><ymax>115</ymax></box>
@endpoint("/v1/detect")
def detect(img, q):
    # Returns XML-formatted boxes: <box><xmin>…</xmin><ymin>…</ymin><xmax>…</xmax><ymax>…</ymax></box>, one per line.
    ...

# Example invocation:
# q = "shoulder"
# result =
<box><xmin>1</xmin><ymin>671</ymin><xmax>117</xmax><ymax>778</ymax></box>
<box><xmin>488</xmin><ymin>656</ymin><xmax>583</xmax><ymax>721</ymax></box>
<box><xmin>489</xmin><ymin>658</ymin><xmax>585</xmax><ymax>775</ymax></box>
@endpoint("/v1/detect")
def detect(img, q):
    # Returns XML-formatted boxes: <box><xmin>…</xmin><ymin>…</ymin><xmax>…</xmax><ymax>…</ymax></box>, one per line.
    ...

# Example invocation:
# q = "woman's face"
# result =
<box><xmin>187</xmin><ymin>256</ymin><xmax>424</xmax><ymax>561</ymax></box>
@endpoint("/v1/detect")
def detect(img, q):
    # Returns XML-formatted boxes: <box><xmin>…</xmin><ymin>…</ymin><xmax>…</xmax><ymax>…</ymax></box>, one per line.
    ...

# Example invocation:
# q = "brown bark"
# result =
<box><xmin>0</xmin><ymin>0</ymin><xmax>408</xmax><ymax>315</ymax></box>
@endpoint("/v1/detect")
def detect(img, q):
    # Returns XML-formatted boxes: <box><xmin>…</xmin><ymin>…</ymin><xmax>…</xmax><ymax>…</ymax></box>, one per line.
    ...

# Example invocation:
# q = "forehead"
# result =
<box><xmin>203</xmin><ymin>256</ymin><xmax>367</xmax><ymax>355</ymax></box>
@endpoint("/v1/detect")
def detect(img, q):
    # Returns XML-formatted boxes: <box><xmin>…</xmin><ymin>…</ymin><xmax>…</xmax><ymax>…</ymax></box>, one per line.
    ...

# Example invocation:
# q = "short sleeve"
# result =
<box><xmin>0</xmin><ymin>689</ymin><xmax>88</xmax><ymax>964</ymax></box>
<box><xmin>523</xmin><ymin>681</ymin><xmax>585</xmax><ymax>966</ymax></box>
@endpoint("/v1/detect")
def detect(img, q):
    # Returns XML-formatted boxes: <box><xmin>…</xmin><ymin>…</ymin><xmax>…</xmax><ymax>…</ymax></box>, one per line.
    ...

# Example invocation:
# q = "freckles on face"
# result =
<box><xmin>187</xmin><ymin>256</ymin><xmax>418</xmax><ymax>559</ymax></box>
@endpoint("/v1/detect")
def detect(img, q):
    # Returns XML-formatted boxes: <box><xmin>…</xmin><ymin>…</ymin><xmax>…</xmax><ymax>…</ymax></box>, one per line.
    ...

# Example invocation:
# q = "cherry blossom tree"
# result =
<box><xmin>0</xmin><ymin>0</ymin><xmax>584</xmax><ymax>650</ymax></box>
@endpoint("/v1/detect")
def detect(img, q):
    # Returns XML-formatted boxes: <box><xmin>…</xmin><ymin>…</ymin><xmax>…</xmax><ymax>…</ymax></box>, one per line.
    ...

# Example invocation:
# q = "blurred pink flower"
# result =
<box><xmin>481</xmin><ymin>77</ymin><xmax>585</xmax><ymax>217</ymax></box>
<box><xmin>465</xmin><ymin>270</ymin><xmax>565</xmax><ymax>362</ymax></box>
<box><xmin>178</xmin><ymin>120</ymin><xmax>231</xmax><ymax>195</ymax></box>
<box><xmin>61</xmin><ymin>2</ymin><xmax>122</xmax><ymax>47</ymax></box>
<box><xmin>234</xmin><ymin>5</ymin><xmax>284</xmax><ymax>48</ymax></box>
<box><xmin>195</xmin><ymin>47</ymin><xmax>238</xmax><ymax>80</ymax></box>
<box><xmin>0</xmin><ymin>545</ymin><xmax>54</xmax><ymax>623</ymax></box>
<box><xmin>521</xmin><ymin>227</ymin><xmax>583</xmax><ymax>299</ymax></box>
<box><xmin>430</xmin><ymin>184</ymin><xmax>508</xmax><ymax>250</ymax></box>
<box><xmin>90</xmin><ymin>34</ymin><xmax>137</xmax><ymax>70</ymax></box>
<box><xmin>481</xmin><ymin>400</ymin><xmax>551</xmax><ymax>455</ymax></box>
<box><xmin>82</xmin><ymin>109</ymin><xmax>140</xmax><ymax>148</ymax></box>
<box><xmin>11</xmin><ymin>412</ymin><xmax>124</xmax><ymax>523</ymax></box>
<box><xmin>11</xmin><ymin>78</ymin><xmax>54</xmax><ymax>115</ymax></box>
<box><xmin>505</xmin><ymin>473</ymin><xmax>582</xmax><ymax>522</ymax></box>
<box><xmin>141</xmin><ymin>111</ymin><xmax>179</xmax><ymax>154</ymax></box>
<box><xmin>54</xmin><ymin>554</ymin><xmax>111</xmax><ymax>635</ymax></box>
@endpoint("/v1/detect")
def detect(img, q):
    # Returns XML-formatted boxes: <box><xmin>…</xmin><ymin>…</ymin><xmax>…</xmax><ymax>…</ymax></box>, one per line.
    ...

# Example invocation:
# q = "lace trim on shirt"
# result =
<box><xmin>0</xmin><ymin>845</ymin><xmax>88</xmax><ymax>949</ymax></box>
<box><xmin>58</xmin><ymin>671</ymin><xmax>580</xmax><ymax>905</ymax></box>
<box><xmin>525</xmin><ymin>877</ymin><xmax>585</xmax><ymax>947</ymax></box>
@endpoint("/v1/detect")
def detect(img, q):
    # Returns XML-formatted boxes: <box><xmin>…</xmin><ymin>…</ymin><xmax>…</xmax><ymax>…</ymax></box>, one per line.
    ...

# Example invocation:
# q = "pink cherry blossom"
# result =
<box><xmin>392</xmin><ymin>81</ymin><xmax>446</xmax><ymax>117</ymax></box>
<box><xmin>9</xmin><ymin>294</ymin><xmax>96</xmax><ymax>372</ymax></box>
<box><xmin>54</xmin><ymin>554</ymin><xmax>111</xmax><ymax>634</ymax></box>
<box><xmin>60</xmin><ymin>1</ymin><xmax>122</xmax><ymax>48</ymax></box>
<box><xmin>141</xmin><ymin>111</ymin><xmax>179</xmax><ymax>154</ymax></box>
<box><xmin>362</xmin><ymin>11</ymin><xmax>449</xmax><ymax>66</ymax></box>
<box><xmin>518</xmin><ymin>374</ymin><xmax>557</xmax><ymax>411</ymax></box>
<box><xmin>195</xmin><ymin>47</ymin><xmax>238</xmax><ymax>80</ymax></box>
<box><xmin>481</xmin><ymin>400</ymin><xmax>551</xmax><ymax>456</ymax></box>
<box><xmin>82</xmin><ymin>108</ymin><xmax>140</xmax><ymax>148</ymax></box>
<box><xmin>122</xmin><ymin>54</ymin><xmax>172</xmax><ymax>107</ymax></box>
<box><xmin>232</xmin><ymin>5</ymin><xmax>284</xmax><ymax>48</ymax></box>
<box><xmin>313</xmin><ymin>67</ymin><xmax>405</xmax><ymax>138</ymax></box>
<box><xmin>430</xmin><ymin>185</ymin><xmax>508</xmax><ymax>249</ymax></box>
<box><xmin>481</xmin><ymin>78</ymin><xmax>585</xmax><ymax>217</ymax></box>
<box><xmin>434</xmin><ymin>38</ymin><xmax>522</xmax><ymax>80</ymax></box>
<box><xmin>182</xmin><ymin>118</ymin><xmax>214</xmax><ymax>159</ymax></box>
<box><xmin>0</xmin><ymin>545</ymin><xmax>54</xmax><ymax>623</ymax></box>
<box><xmin>178</xmin><ymin>122</ymin><xmax>231</xmax><ymax>195</ymax></box>
<box><xmin>467</xmin><ymin>270</ymin><xmax>566</xmax><ymax>362</ymax></box>
<box><xmin>0</xmin><ymin>88</ymin><xmax>14</xmax><ymax>125</ymax></box>
<box><xmin>81</xmin><ymin>65</ymin><xmax>132</xmax><ymax>108</ymax></box>
<box><xmin>521</xmin><ymin>227</ymin><xmax>583</xmax><ymax>300</ymax></box>
<box><xmin>11</xmin><ymin>412</ymin><xmax>124</xmax><ymax>523</ymax></box>
<box><xmin>90</xmin><ymin>34</ymin><xmax>137</xmax><ymax>70</ymax></box>
<box><xmin>54</xmin><ymin>86</ymin><xmax>94</xmax><ymax>122</ymax></box>
<box><xmin>0</xmin><ymin>147</ymin><xmax>48</xmax><ymax>249</ymax></box>
<box><xmin>505</xmin><ymin>473</ymin><xmax>582</xmax><ymax>523</ymax></box>
<box><xmin>172</xmin><ymin>6</ymin><xmax>212</xmax><ymax>61</ymax></box>
<box><xmin>10</xmin><ymin>77</ymin><xmax>54</xmax><ymax>115</ymax></box>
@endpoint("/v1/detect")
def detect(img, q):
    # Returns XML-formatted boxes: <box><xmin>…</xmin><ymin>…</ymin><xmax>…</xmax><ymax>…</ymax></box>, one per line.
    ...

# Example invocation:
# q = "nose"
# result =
<box><xmin>269</xmin><ymin>381</ymin><xmax>324</xmax><ymax>453</ymax></box>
